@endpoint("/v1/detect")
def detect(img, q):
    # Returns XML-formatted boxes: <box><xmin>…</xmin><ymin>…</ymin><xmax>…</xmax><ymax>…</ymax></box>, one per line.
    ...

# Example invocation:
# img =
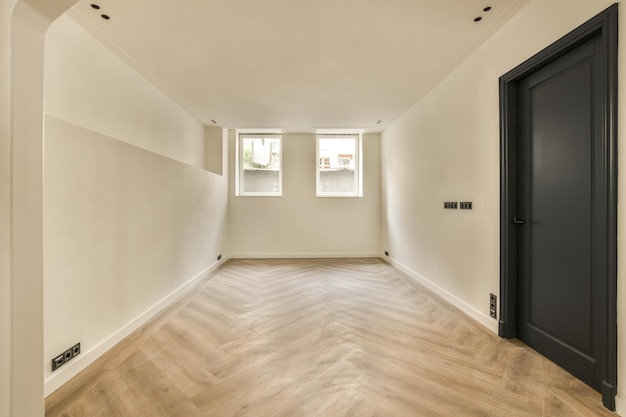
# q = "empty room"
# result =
<box><xmin>2</xmin><ymin>0</ymin><xmax>626</xmax><ymax>416</ymax></box>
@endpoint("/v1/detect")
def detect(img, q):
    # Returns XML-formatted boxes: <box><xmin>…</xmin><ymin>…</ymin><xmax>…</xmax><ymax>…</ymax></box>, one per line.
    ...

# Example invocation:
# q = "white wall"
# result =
<box><xmin>45</xmin><ymin>15</ymin><xmax>206</xmax><ymax>169</ymax></box>
<box><xmin>229</xmin><ymin>132</ymin><xmax>380</xmax><ymax>257</ymax></box>
<box><xmin>8</xmin><ymin>1</ymin><xmax>71</xmax><ymax>416</ymax></box>
<box><xmin>42</xmin><ymin>15</ymin><xmax>228</xmax><ymax>395</ymax></box>
<box><xmin>205</xmin><ymin>125</ymin><xmax>224</xmax><ymax>175</ymax></box>
<box><xmin>381</xmin><ymin>0</ymin><xmax>625</xmax><ymax>412</ymax></box>
<box><xmin>0</xmin><ymin>0</ymin><xmax>15</xmax><ymax>414</ymax></box>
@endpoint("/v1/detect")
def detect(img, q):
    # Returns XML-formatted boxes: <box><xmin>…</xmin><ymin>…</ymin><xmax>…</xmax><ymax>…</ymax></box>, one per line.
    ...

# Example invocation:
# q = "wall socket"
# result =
<box><xmin>489</xmin><ymin>294</ymin><xmax>497</xmax><ymax>319</ymax></box>
<box><xmin>460</xmin><ymin>201</ymin><xmax>473</xmax><ymax>210</ymax></box>
<box><xmin>217</xmin><ymin>254</ymin><xmax>222</xmax><ymax>261</ymax></box>
<box><xmin>52</xmin><ymin>342</ymin><xmax>81</xmax><ymax>371</ymax></box>
<box><xmin>384</xmin><ymin>251</ymin><xmax>389</xmax><ymax>256</ymax></box>
<box><xmin>443</xmin><ymin>202</ymin><xmax>458</xmax><ymax>209</ymax></box>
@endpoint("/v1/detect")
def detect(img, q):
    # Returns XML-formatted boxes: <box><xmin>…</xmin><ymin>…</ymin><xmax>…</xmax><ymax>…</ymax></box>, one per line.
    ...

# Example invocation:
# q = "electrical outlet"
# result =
<box><xmin>217</xmin><ymin>254</ymin><xmax>222</xmax><ymax>261</ymax></box>
<box><xmin>444</xmin><ymin>202</ymin><xmax>458</xmax><ymax>209</ymax></box>
<box><xmin>460</xmin><ymin>201</ymin><xmax>473</xmax><ymax>210</ymax></box>
<box><xmin>51</xmin><ymin>342</ymin><xmax>81</xmax><ymax>372</ymax></box>
<box><xmin>384</xmin><ymin>251</ymin><xmax>389</xmax><ymax>256</ymax></box>
<box><xmin>63</xmin><ymin>349</ymin><xmax>73</xmax><ymax>362</ymax></box>
<box><xmin>490</xmin><ymin>293</ymin><xmax>497</xmax><ymax>319</ymax></box>
<box><xmin>52</xmin><ymin>354</ymin><xmax>64</xmax><ymax>371</ymax></box>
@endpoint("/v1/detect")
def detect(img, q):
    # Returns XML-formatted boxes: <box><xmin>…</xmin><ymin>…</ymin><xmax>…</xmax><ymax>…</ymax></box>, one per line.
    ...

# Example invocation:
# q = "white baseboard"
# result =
<box><xmin>44</xmin><ymin>254</ymin><xmax>496</xmax><ymax>396</ymax></box>
<box><xmin>44</xmin><ymin>258</ymin><xmax>226</xmax><ymax>397</ymax></box>
<box><xmin>382</xmin><ymin>255</ymin><xmax>498</xmax><ymax>334</ymax></box>
<box><xmin>616</xmin><ymin>395</ymin><xmax>624</xmax><ymax>416</ymax></box>
<box><xmin>229</xmin><ymin>252</ymin><xmax>380</xmax><ymax>259</ymax></box>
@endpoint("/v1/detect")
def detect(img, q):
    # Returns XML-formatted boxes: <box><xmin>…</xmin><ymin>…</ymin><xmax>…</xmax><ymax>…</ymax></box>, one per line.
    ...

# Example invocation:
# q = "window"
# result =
<box><xmin>316</xmin><ymin>134</ymin><xmax>362</xmax><ymax>197</ymax></box>
<box><xmin>338</xmin><ymin>154</ymin><xmax>352</xmax><ymax>168</ymax></box>
<box><xmin>236</xmin><ymin>133</ymin><xmax>282</xmax><ymax>196</ymax></box>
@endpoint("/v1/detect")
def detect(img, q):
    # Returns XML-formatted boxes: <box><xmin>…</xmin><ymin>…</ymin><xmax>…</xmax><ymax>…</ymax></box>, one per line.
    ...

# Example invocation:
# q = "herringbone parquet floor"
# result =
<box><xmin>46</xmin><ymin>258</ymin><xmax>614</xmax><ymax>416</ymax></box>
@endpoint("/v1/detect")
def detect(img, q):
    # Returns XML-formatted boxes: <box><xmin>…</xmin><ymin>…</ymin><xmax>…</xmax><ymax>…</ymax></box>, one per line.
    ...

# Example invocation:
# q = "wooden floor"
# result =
<box><xmin>46</xmin><ymin>258</ymin><xmax>614</xmax><ymax>416</ymax></box>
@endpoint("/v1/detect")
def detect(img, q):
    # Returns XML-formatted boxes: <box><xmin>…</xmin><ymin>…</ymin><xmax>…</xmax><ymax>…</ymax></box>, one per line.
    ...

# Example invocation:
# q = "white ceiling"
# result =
<box><xmin>68</xmin><ymin>0</ymin><xmax>529</xmax><ymax>132</ymax></box>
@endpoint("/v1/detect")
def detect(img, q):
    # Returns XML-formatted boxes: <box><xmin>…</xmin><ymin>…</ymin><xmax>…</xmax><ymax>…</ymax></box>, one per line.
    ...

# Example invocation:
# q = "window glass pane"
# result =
<box><xmin>318</xmin><ymin>137</ymin><xmax>356</xmax><ymax>193</ymax></box>
<box><xmin>241</xmin><ymin>136</ymin><xmax>281</xmax><ymax>194</ymax></box>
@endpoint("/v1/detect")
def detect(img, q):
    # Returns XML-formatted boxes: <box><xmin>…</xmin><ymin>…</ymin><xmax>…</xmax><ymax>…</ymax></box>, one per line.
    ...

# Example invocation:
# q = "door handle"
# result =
<box><xmin>513</xmin><ymin>217</ymin><xmax>526</xmax><ymax>225</ymax></box>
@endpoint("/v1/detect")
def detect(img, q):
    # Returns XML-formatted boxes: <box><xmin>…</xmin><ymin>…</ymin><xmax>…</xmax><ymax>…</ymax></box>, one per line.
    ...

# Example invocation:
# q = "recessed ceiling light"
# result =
<box><xmin>474</xmin><ymin>16</ymin><xmax>482</xmax><ymax>22</ymax></box>
<box><xmin>101</xmin><ymin>14</ymin><xmax>110</xmax><ymax>20</ymax></box>
<box><xmin>90</xmin><ymin>4</ymin><xmax>100</xmax><ymax>9</ymax></box>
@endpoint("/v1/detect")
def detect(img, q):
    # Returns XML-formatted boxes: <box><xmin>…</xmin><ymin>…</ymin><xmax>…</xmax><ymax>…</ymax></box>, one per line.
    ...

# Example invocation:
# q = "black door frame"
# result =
<box><xmin>499</xmin><ymin>4</ymin><xmax>618</xmax><ymax>410</ymax></box>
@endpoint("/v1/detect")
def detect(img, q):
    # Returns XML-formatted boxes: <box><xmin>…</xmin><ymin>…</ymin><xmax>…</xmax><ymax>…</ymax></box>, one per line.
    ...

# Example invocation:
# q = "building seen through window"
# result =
<box><xmin>238</xmin><ymin>135</ymin><xmax>282</xmax><ymax>196</ymax></box>
<box><xmin>317</xmin><ymin>135</ymin><xmax>361</xmax><ymax>197</ymax></box>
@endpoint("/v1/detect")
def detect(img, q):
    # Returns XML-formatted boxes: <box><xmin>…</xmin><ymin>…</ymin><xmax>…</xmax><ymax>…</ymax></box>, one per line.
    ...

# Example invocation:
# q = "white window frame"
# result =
<box><xmin>236</xmin><ymin>130</ymin><xmax>283</xmax><ymax>197</ymax></box>
<box><xmin>316</xmin><ymin>133</ymin><xmax>363</xmax><ymax>198</ymax></box>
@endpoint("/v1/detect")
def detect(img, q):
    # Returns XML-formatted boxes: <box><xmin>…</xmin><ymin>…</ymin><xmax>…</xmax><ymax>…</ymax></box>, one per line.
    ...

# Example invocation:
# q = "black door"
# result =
<box><xmin>499</xmin><ymin>5</ymin><xmax>618</xmax><ymax>409</ymax></box>
<box><xmin>516</xmin><ymin>34</ymin><xmax>605</xmax><ymax>390</ymax></box>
